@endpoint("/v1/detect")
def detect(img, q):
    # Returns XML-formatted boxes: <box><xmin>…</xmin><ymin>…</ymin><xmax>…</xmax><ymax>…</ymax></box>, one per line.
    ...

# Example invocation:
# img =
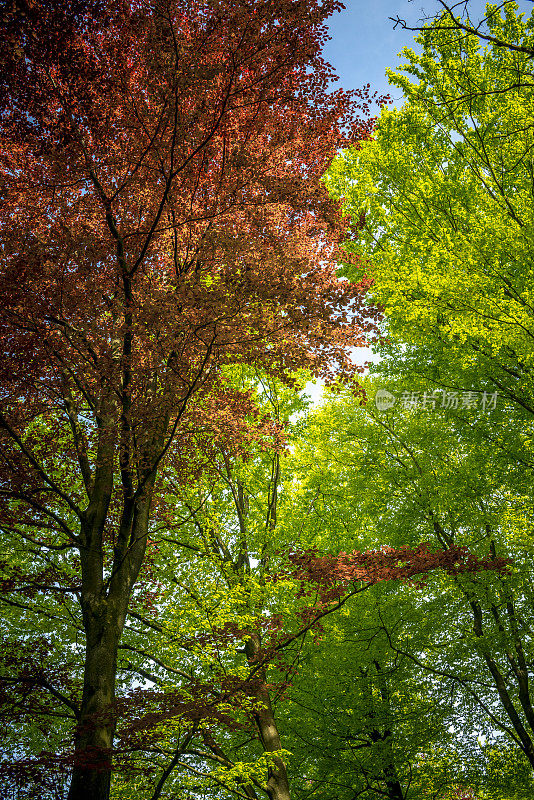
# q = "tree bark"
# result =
<box><xmin>67</xmin><ymin>622</ymin><xmax>120</xmax><ymax>800</ymax></box>
<box><xmin>470</xmin><ymin>598</ymin><xmax>534</xmax><ymax>770</ymax></box>
<box><xmin>368</xmin><ymin>662</ymin><xmax>405</xmax><ymax>800</ymax></box>
<box><xmin>245</xmin><ymin>633</ymin><xmax>291</xmax><ymax>800</ymax></box>
<box><xmin>68</xmin><ymin>478</ymin><xmax>155</xmax><ymax>800</ymax></box>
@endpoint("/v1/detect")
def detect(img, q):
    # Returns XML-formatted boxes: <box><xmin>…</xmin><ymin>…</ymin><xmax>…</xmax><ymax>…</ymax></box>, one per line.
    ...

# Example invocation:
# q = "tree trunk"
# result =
<box><xmin>470</xmin><ymin>598</ymin><xmax>534</xmax><ymax>770</ymax></box>
<box><xmin>245</xmin><ymin>633</ymin><xmax>291</xmax><ymax>800</ymax></box>
<box><xmin>68</xmin><ymin>482</ymin><xmax>154</xmax><ymax>800</ymax></box>
<box><xmin>369</xmin><ymin>662</ymin><xmax>405</xmax><ymax>800</ymax></box>
<box><xmin>67</xmin><ymin>622</ymin><xmax>120</xmax><ymax>800</ymax></box>
<box><xmin>369</xmin><ymin>728</ymin><xmax>405</xmax><ymax>800</ymax></box>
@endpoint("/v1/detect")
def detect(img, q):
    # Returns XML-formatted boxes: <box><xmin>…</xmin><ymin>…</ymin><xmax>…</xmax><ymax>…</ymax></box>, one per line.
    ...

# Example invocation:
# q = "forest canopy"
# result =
<box><xmin>1</xmin><ymin>1</ymin><xmax>534</xmax><ymax>800</ymax></box>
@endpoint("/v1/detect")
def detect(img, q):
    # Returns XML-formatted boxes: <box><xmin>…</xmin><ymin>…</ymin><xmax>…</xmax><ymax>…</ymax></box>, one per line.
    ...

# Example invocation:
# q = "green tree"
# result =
<box><xmin>325</xmin><ymin>1</ymin><xmax>534</xmax><ymax>422</ymax></box>
<box><xmin>322</xmin><ymin>9</ymin><xmax>534</xmax><ymax>782</ymax></box>
<box><xmin>283</xmin><ymin>380</ymin><xmax>534</xmax><ymax>793</ymax></box>
<box><xmin>390</xmin><ymin>0</ymin><xmax>534</xmax><ymax>60</ymax></box>
<box><xmin>277</xmin><ymin>583</ymin><xmax>451</xmax><ymax>800</ymax></box>
<box><xmin>0</xmin><ymin>375</ymin><xmax>308</xmax><ymax>800</ymax></box>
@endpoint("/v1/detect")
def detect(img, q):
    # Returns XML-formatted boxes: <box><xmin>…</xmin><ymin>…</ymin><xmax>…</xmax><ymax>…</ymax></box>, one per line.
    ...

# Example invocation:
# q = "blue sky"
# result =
<box><xmin>323</xmin><ymin>0</ymin><xmax>534</xmax><ymax>100</ymax></box>
<box><xmin>323</xmin><ymin>0</ymin><xmax>431</xmax><ymax>101</ymax></box>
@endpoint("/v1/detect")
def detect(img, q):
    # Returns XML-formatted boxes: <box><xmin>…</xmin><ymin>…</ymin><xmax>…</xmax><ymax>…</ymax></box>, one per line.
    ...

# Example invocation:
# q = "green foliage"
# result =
<box><xmin>281</xmin><ymin>378</ymin><xmax>534</xmax><ymax>797</ymax></box>
<box><xmin>322</xmin><ymin>3</ymin><xmax>534</xmax><ymax>796</ymax></box>
<box><xmin>325</xmin><ymin>2</ymin><xmax>534</xmax><ymax>418</ymax></box>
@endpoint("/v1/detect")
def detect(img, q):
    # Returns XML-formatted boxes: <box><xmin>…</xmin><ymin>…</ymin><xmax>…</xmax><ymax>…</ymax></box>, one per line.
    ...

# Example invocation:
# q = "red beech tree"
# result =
<box><xmin>0</xmin><ymin>1</ymin><xmax>384</xmax><ymax>798</ymax></box>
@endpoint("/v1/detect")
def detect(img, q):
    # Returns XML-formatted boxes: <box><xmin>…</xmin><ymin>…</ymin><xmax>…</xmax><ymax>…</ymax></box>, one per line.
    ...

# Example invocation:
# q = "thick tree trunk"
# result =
<box><xmin>68</xmin><ymin>481</ymin><xmax>155</xmax><ymax>800</ymax></box>
<box><xmin>245</xmin><ymin>633</ymin><xmax>291</xmax><ymax>800</ymax></box>
<box><xmin>67</xmin><ymin>623</ymin><xmax>119</xmax><ymax>800</ymax></box>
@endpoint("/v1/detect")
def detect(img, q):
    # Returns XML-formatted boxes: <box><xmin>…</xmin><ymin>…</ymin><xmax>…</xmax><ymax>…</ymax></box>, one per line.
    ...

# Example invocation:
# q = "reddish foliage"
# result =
<box><xmin>453</xmin><ymin>788</ymin><xmax>477</xmax><ymax>800</ymax></box>
<box><xmin>0</xmin><ymin>0</ymin><xmax>383</xmax><ymax>437</ymax></box>
<box><xmin>0</xmin><ymin>1</ymin><xmax>389</xmax><ymax>794</ymax></box>
<box><xmin>284</xmin><ymin>543</ymin><xmax>510</xmax><ymax>605</ymax></box>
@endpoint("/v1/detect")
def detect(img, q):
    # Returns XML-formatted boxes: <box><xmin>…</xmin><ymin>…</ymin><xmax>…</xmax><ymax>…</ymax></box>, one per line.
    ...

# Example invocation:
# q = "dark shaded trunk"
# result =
<box><xmin>68</xmin><ymin>477</ymin><xmax>155</xmax><ymax>800</ymax></box>
<box><xmin>366</xmin><ymin>661</ymin><xmax>406</xmax><ymax>800</ymax></box>
<box><xmin>67</xmin><ymin>624</ymin><xmax>120</xmax><ymax>800</ymax></box>
<box><xmin>470</xmin><ymin>598</ymin><xmax>534</xmax><ymax>770</ymax></box>
<box><xmin>369</xmin><ymin>728</ymin><xmax>405</xmax><ymax>800</ymax></box>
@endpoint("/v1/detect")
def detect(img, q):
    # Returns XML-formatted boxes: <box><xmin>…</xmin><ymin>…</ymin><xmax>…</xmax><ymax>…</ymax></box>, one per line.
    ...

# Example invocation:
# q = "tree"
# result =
<box><xmin>0</xmin><ymin>2</ymin><xmax>385</xmax><ymax>798</ymax></box>
<box><xmin>322</xmin><ymin>5</ymin><xmax>534</xmax><ymax>768</ymax></box>
<box><xmin>0</xmin><ymin>374</ymin><xmax>506</xmax><ymax>800</ymax></box>
<box><xmin>323</xmin><ymin>3</ymin><xmax>534</xmax><ymax>783</ymax></box>
<box><xmin>325</xmin><ymin>0</ymin><xmax>534</xmax><ymax>426</ymax></box>
<box><xmin>284</xmin><ymin>379</ymin><xmax>534</xmax><ymax>793</ymax></box>
<box><xmin>117</xmin><ymin>377</ymin><xmax>504</xmax><ymax>800</ymax></box>
<box><xmin>107</xmin><ymin>395</ymin><xmax>505</xmax><ymax>800</ymax></box>
<box><xmin>390</xmin><ymin>0</ymin><xmax>534</xmax><ymax>59</ymax></box>
<box><xmin>277</xmin><ymin>584</ymin><xmax>448</xmax><ymax>800</ymax></box>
